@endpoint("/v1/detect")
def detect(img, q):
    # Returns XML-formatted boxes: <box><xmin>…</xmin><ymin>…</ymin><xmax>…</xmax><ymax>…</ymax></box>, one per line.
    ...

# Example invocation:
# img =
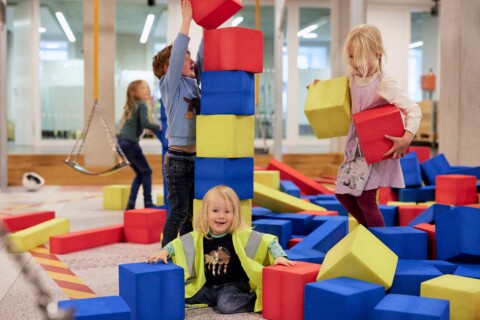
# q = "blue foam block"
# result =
<box><xmin>251</xmin><ymin>207</ymin><xmax>276</xmax><ymax>221</ymax></box>
<box><xmin>398</xmin><ymin>186</ymin><xmax>436</xmax><ymax>203</ymax></box>
<box><xmin>252</xmin><ymin>219</ymin><xmax>292</xmax><ymax>248</ymax></box>
<box><xmin>312</xmin><ymin>200</ymin><xmax>348</xmax><ymax>216</ymax></box>
<box><xmin>304</xmin><ymin>277</ymin><xmax>385</xmax><ymax>320</ymax></box>
<box><xmin>194</xmin><ymin>157</ymin><xmax>253</xmax><ymax>200</ymax></box>
<box><xmin>378</xmin><ymin>205</ymin><xmax>398</xmax><ymax>227</ymax></box>
<box><xmin>407</xmin><ymin>204</ymin><xmax>451</xmax><ymax>226</ymax></box>
<box><xmin>449</xmin><ymin>166</ymin><xmax>480</xmax><ymax>179</ymax></box>
<box><xmin>279</xmin><ymin>180</ymin><xmax>301</xmax><ymax>198</ymax></box>
<box><xmin>270</xmin><ymin>213</ymin><xmax>313</xmax><ymax>235</ymax></box>
<box><xmin>390</xmin><ymin>260</ymin><xmax>443</xmax><ymax>295</ymax></box>
<box><xmin>453</xmin><ymin>263</ymin><xmax>480</xmax><ymax>279</ymax></box>
<box><xmin>315</xmin><ymin>194</ymin><xmax>337</xmax><ymax>201</ymax></box>
<box><xmin>436</xmin><ymin>206</ymin><xmax>480</xmax><ymax>262</ymax></box>
<box><xmin>420</xmin><ymin>153</ymin><xmax>452</xmax><ymax>185</ymax></box>
<box><xmin>372</xmin><ymin>294</ymin><xmax>449</xmax><ymax>320</ymax></box>
<box><xmin>301</xmin><ymin>195</ymin><xmax>318</xmax><ymax>201</ymax></box>
<box><xmin>285</xmin><ymin>248</ymin><xmax>326</xmax><ymax>264</ymax></box>
<box><xmin>201</xmin><ymin>71</ymin><xmax>254</xmax><ymax>115</ymax></box>
<box><xmin>58</xmin><ymin>296</ymin><xmax>131</xmax><ymax>320</ymax></box>
<box><xmin>369</xmin><ymin>226</ymin><xmax>427</xmax><ymax>259</ymax></box>
<box><xmin>119</xmin><ymin>262</ymin><xmax>185</xmax><ymax>320</ymax></box>
<box><xmin>294</xmin><ymin>219</ymin><xmax>346</xmax><ymax>253</ymax></box>
<box><xmin>416</xmin><ymin>260</ymin><xmax>458</xmax><ymax>275</ymax></box>
<box><xmin>311</xmin><ymin>216</ymin><xmax>349</xmax><ymax>235</ymax></box>
<box><xmin>400</xmin><ymin>152</ymin><xmax>423</xmax><ymax>187</ymax></box>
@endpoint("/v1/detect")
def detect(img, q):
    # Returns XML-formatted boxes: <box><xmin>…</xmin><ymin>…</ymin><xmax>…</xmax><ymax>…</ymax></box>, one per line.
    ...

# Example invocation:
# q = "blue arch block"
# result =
<box><xmin>58</xmin><ymin>296</ymin><xmax>131</xmax><ymax>320</ymax></box>
<box><xmin>372</xmin><ymin>294</ymin><xmax>449</xmax><ymax>320</ymax></box>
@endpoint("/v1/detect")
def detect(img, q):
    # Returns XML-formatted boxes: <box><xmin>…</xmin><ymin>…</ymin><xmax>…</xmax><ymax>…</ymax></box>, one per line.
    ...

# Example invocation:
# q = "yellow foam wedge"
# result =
<box><xmin>8</xmin><ymin>218</ymin><xmax>70</xmax><ymax>252</ymax></box>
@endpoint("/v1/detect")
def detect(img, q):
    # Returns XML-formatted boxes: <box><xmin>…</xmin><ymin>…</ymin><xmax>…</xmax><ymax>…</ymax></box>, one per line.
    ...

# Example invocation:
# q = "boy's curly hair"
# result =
<box><xmin>152</xmin><ymin>45</ymin><xmax>173</xmax><ymax>79</ymax></box>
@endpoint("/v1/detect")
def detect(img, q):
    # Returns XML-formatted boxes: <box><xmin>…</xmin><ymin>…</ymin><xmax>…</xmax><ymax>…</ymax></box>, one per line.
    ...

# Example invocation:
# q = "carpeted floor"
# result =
<box><xmin>0</xmin><ymin>185</ymin><xmax>263</xmax><ymax>319</ymax></box>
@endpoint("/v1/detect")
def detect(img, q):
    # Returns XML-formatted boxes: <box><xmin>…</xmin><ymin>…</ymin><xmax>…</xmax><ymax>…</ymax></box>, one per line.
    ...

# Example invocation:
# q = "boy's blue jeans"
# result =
<box><xmin>186</xmin><ymin>281</ymin><xmax>256</xmax><ymax>314</ymax></box>
<box><xmin>118</xmin><ymin>138</ymin><xmax>153</xmax><ymax>209</ymax></box>
<box><xmin>161</xmin><ymin>152</ymin><xmax>195</xmax><ymax>247</ymax></box>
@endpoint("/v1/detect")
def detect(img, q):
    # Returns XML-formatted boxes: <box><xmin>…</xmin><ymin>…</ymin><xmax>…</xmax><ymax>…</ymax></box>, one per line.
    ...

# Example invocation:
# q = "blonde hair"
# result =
<box><xmin>193</xmin><ymin>185</ymin><xmax>250</xmax><ymax>237</ymax></box>
<box><xmin>343</xmin><ymin>24</ymin><xmax>386</xmax><ymax>79</ymax></box>
<box><xmin>120</xmin><ymin>80</ymin><xmax>149</xmax><ymax>124</ymax></box>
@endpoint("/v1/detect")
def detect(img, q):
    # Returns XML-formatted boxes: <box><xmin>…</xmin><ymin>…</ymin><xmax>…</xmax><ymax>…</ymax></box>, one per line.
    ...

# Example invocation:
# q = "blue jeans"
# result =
<box><xmin>161</xmin><ymin>152</ymin><xmax>195</xmax><ymax>247</ymax></box>
<box><xmin>186</xmin><ymin>282</ymin><xmax>256</xmax><ymax>314</ymax></box>
<box><xmin>118</xmin><ymin>138</ymin><xmax>153</xmax><ymax>209</ymax></box>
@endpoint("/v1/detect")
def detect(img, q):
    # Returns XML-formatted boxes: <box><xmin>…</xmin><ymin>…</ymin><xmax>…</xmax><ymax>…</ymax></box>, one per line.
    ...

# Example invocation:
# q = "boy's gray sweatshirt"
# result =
<box><xmin>159</xmin><ymin>33</ymin><xmax>202</xmax><ymax>146</ymax></box>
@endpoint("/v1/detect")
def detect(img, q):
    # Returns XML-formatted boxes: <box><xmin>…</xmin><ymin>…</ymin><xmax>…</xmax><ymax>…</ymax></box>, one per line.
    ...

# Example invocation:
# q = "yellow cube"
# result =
<box><xmin>317</xmin><ymin>225</ymin><xmax>398</xmax><ymax>290</ymax></box>
<box><xmin>103</xmin><ymin>185</ymin><xmax>131</xmax><ymax>210</ymax></box>
<box><xmin>194</xmin><ymin>198</ymin><xmax>252</xmax><ymax>226</ymax></box>
<box><xmin>254</xmin><ymin>170</ymin><xmax>280</xmax><ymax>190</ymax></box>
<box><xmin>421</xmin><ymin>274</ymin><xmax>480</xmax><ymax>320</ymax></box>
<box><xmin>8</xmin><ymin>218</ymin><xmax>70</xmax><ymax>252</ymax></box>
<box><xmin>347</xmin><ymin>216</ymin><xmax>359</xmax><ymax>233</ymax></box>
<box><xmin>156</xmin><ymin>193</ymin><xmax>164</xmax><ymax>206</ymax></box>
<box><xmin>253</xmin><ymin>182</ymin><xmax>325</xmax><ymax>212</ymax></box>
<box><xmin>304</xmin><ymin>76</ymin><xmax>351</xmax><ymax>139</ymax></box>
<box><xmin>197</xmin><ymin>115</ymin><xmax>254</xmax><ymax>158</ymax></box>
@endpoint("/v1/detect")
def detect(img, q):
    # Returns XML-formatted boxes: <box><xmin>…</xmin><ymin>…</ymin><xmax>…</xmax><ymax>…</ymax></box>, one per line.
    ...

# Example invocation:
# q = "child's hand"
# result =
<box><xmin>146</xmin><ymin>250</ymin><xmax>169</xmax><ymax>264</ymax></box>
<box><xmin>306</xmin><ymin>79</ymin><xmax>321</xmax><ymax>90</ymax></box>
<box><xmin>181</xmin><ymin>0</ymin><xmax>193</xmax><ymax>22</ymax></box>
<box><xmin>274</xmin><ymin>256</ymin><xmax>297</xmax><ymax>267</ymax></box>
<box><xmin>383</xmin><ymin>131</ymin><xmax>415</xmax><ymax>159</ymax></box>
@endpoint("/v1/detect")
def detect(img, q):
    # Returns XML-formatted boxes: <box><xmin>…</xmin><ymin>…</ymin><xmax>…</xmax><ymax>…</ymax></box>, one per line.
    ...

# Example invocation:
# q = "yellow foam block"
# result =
<box><xmin>417</xmin><ymin>201</ymin><xmax>435</xmax><ymax>207</ymax></box>
<box><xmin>304</xmin><ymin>76</ymin><xmax>351</xmax><ymax>139</ymax></box>
<box><xmin>347</xmin><ymin>216</ymin><xmax>359</xmax><ymax>233</ymax></box>
<box><xmin>193</xmin><ymin>199</ymin><xmax>252</xmax><ymax>227</ymax></box>
<box><xmin>103</xmin><ymin>185</ymin><xmax>131</xmax><ymax>210</ymax></box>
<box><xmin>254</xmin><ymin>170</ymin><xmax>280</xmax><ymax>190</ymax></box>
<box><xmin>156</xmin><ymin>194</ymin><xmax>164</xmax><ymax>206</ymax></box>
<box><xmin>8</xmin><ymin>218</ymin><xmax>70</xmax><ymax>252</ymax></box>
<box><xmin>387</xmin><ymin>201</ymin><xmax>417</xmax><ymax>206</ymax></box>
<box><xmin>317</xmin><ymin>225</ymin><xmax>398</xmax><ymax>289</ymax></box>
<box><xmin>421</xmin><ymin>275</ymin><xmax>480</xmax><ymax>320</ymax></box>
<box><xmin>197</xmin><ymin>115</ymin><xmax>254</xmax><ymax>158</ymax></box>
<box><xmin>253</xmin><ymin>182</ymin><xmax>325</xmax><ymax>212</ymax></box>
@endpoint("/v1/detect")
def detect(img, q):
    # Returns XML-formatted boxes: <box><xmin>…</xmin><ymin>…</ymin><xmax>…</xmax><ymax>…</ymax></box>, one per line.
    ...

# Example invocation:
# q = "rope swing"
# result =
<box><xmin>64</xmin><ymin>0</ymin><xmax>129</xmax><ymax>176</ymax></box>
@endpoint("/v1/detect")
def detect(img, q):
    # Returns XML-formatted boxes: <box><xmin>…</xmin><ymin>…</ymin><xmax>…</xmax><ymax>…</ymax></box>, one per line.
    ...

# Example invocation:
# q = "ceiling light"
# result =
<box><xmin>302</xmin><ymin>33</ymin><xmax>317</xmax><ymax>39</ymax></box>
<box><xmin>39</xmin><ymin>27</ymin><xmax>46</xmax><ymax>33</ymax></box>
<box><xmin>409</xmin><ymin>41</ymin><xmax>423</xmax><ymax>49</ymax></box>
<box><xmin>297</xmin><ymin>21</ymin><xmax>326</xmax><ymax>38</ymax></box>
<box><xmin>140</xmin><ymin>14</ymin><xmax>155</xmax><ymax>44</ymax></box>
<box><xmin>55</xmin><ymin>12</ymin><xmax>76</xmax><ymax>42</ymax></box>
<box><xmin>232</xmin><ymin>16</ymin><xmax>244</xmax><ymax>27</ymax></box>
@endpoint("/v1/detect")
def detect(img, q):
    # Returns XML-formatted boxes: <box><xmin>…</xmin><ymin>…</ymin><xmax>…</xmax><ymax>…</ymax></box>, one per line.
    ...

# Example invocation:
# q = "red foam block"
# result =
<box><xmin>263</xmin><ymin>262</ymin><xmax>321</xmax><ymax>320</ymax></box>
<box><xmin>124</xmin><ymin>209</ymin><xmax>167</xmax><ymax>244</ymax></box>
<box><xmin>435</xmin><ymin>174</ymin><xmax>477</xmax><ymax>206</ymax></box>
<box><xmin>298</xmin><ymin>210</ymin><xmax>338</xmax><ymax>217</ymax></box>
<box><xmin>191</xmin><ymin>0</ymin><xmax>243</xmax><ymax>30</ymax></box>
<box><xmin>378</xmin><ymin>187</ymin><xmax>398</xmax><ymax>205</ymax></box>
<box><xmin>353</xmin><ymin>104</ymin><xmax>405</xmax><ymax>164</ymax></box>
<box><xmin>288</xmin><ymin>238</ymin><xmax>303</xmax><ymax>249</ymax></box>
<box><xmin>413</xmin><ymin>223</ymin><xmax>436</xmax><ymax>259</ymax></box>
<box><xmin>0</xmin><ymin>211</ymin><xmax>55</xmax><ymax>232</ymax></box>
<box><xmin>267</xmin><ymin>158</ymin><xmax>334</xmax><ymax>195</ymax></box>
<box><xmin>204</xmin><ymin>27</ymin><xmax>263</xmax><ymax>73</ymax></box>
<box><xmin>408</xmin><ymin>146</ymin><xmax>431</xmax><ymax>163</ymax></box>
<box><xmin>398</xmin><ymin>205</ymin><xmax>428</xmax><ymax>226</ymax></box>
<box><xmin>50</xmin><ymin>224</ymin><xmax>124</xmax><ymax>254</ymax></box>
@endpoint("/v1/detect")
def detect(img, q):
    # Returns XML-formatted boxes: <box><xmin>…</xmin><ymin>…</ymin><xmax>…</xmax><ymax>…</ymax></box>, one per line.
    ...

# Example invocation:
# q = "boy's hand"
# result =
<box><xmin>306</xmin><ymin>79</ymin><xmax>321</xmax><ymax>90</ymax></box>
<box><xmin>274</xmin><ymin>256</ymin><xmax>297</xmax><ymax>267</ymax></box>
<box><xmin>146</xmin><ymin>250</ymin><xmax>169</xmax><ymax>264</ymax></box>
<box><xmin>383</xmin><ymin>131</ymin><xmax>414</xmax><ymax>159</ymax></box>
<box><xmin>181</xmin><ymin>0</ymin><xmax>193</xmax><ymax>22</ymax></box>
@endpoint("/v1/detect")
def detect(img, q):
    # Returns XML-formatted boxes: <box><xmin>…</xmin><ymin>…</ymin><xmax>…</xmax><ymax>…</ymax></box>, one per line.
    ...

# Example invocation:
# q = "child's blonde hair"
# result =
<box><xmin>120</xmin><ymin>80</ymin><xmax>149</xmax><ymax>124</ymax></box>
<box><xmin>193</xmin><ymin>185</ymin><xmax>250</xmax><ymax>237</ymax></box>
<box><xmin>343</xmin><ymin>24</ymin><xmax>386</xmax><ymax>79</ymax></box>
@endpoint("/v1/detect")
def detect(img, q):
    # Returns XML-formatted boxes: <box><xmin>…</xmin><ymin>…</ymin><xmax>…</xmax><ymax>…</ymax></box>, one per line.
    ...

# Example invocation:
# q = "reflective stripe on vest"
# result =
<box><xmin>244</xmin><ymin>231</ymin><xmax>264</xmax><ymax>259</ymax></box>
<box><xmin>180</xmin><ymin>233</ymin><xmax>196</xmax><ymax>283</ymax></box>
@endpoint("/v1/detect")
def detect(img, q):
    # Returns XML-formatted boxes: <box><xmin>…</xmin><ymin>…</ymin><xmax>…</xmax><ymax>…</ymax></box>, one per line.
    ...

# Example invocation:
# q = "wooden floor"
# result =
<box><xmin>7</xmin><ymin>153</ymin><xmax>343</xmax><ymax>186</ymax></box>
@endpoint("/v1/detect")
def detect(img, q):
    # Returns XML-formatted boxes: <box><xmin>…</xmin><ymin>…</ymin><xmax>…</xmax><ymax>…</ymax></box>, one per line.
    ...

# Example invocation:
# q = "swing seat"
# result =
<box><xmin>64</xmin><ymin>159</ymin><xmax>129</xmax><ymax>176</ymax></box>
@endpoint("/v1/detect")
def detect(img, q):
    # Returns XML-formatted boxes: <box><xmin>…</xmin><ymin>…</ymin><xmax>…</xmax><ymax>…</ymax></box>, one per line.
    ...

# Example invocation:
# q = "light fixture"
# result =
<box><xmin>55</xmin><ymin>12</ymin><xmax>76</xmax><ymax>42</ymax></box>
<box><xmin>39</xmin><ymin>27</ymin><xmax>47</xmax><ymax>33</ymax></box>
<box><xmin>302</xmin><ymin>33</ymin><xmax>318</xmax><ymax>39</ymax></box>
<box><xmin>297</xmin><ymin>21</ymin><xmax>326</xmax><ymax>38</ymax></box>
<box><xmin>140</xmin><ymin>14</ymin><xmax>155</xmax><ymax>44</ymax></box>
<box><xmin>409</xmin><ymin>41</ymin><xmax>423</xmax><ymax>49</ymax></box>
<box><xmin>231</xmin><ymin>16</ymin><xmax>244</xmax><ymax>27</ymax></box>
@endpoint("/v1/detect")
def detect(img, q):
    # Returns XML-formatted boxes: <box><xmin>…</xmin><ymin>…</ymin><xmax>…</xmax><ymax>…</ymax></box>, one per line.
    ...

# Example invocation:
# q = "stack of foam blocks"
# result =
<box><xmin>194</xmin><ymin>5</ymin><xmax>263</xmax><ymax>225</ymax></box>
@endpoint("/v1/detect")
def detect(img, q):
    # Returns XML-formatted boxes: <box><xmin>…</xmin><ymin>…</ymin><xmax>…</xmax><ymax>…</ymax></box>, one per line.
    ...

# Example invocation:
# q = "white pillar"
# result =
<box><xmin>0</xmin><ymin>0</ymin><xmax>7</xmax><ymax>188</ymax></box>
<box><xmin>273</xmin><ymin>0</ymin><xmax>286</xmax><ymax>160</ymax></box>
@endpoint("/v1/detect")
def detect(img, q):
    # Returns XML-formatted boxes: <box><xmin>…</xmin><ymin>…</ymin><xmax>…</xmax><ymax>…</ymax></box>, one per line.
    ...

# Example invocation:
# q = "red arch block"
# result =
<box><xmin>191</xmin><ymin>0</ymin><xmax>243</xmax><ymax>30</ymax></box>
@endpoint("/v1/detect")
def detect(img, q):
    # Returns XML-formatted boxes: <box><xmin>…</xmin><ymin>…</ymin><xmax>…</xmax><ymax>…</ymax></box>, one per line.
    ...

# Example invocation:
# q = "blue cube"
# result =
<box><xmin>398</xmin><ymin>186</ymin><xmax>436</xmax><ymax>203</ymax></box>
<box><xmin>201</xmin><ymin>71</ymin><xmax>254</xmax><ymax>115</ymax></box>
<box><xmin>58</xmin><ymin>296</ymin><xmax>131</xmax><ymax>320</ymax></box>
<box><xmin>370</xmin><ymin>226</ymin><xmax>427</xmax><ymax>259</ymax></box>
<box><xmin>305</xmin><ymin>277</ymin><xmax>385</xmax><ymax>320</ymax></box>
<box><xmin>420</xmin><ymin>153</ymin><xmax>452</xmax><ymax>185</ymax></box>
<box><xmin>285</xmin><ymin>248</ymin><xmax>326</xmax><ymax>264</ymax></box>
<box><xmin>251</xmin><ymin>207</ymin><xmax>276</xmax><ymax>221</ymax></box>
<box><xmin>119</xmin><ymin>262</ymin><xmax>184</xmax><ymax>320</ymax></box>
<box><xmin>379</xmin><ymin>205</ymin><xmax>398</xmax><ymax>227</ymax></box>
<box><xmin>252</xmin><ymin>219</ymin><xmax>292</xmax><ymax>248</ymax></box>
<box><xmin>280</xmin><ymin>180</ymin><xmax>301</xmax><ymax>198</ymax></box>
<box><xmin>194</xmin><ymin>157</ymin><xmax>253</xmax><ymax>200</ymax></box>
<box><xmin>270</xmin><ymin>213</ymin><xmax>313</xmax><ymax>235</ymax></box>
<box><xmin>400</xmin><ymin>152</ymin><xmax>423</xmax><ymax>187</ymax></box>
<box><xmin>390</xmin><ymin>260</ymin><xmax>443</xmax><ymax>295</ymax></box>
<box><xmin>372</xmin><ymin>294</ymin><xmax>449</xmax><ymax>320</ymax></box>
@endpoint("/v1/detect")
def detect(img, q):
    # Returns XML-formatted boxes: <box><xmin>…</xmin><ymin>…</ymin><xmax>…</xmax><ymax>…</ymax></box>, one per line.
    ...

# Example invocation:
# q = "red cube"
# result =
<box><xmin>124</xmin><ymin>209</ymin><xmax>167</xmax><ymax>244</ymax></box>
<box><xmin>263</xmin><ymin>262</ymin><xmax>321</xmax><ymax>320</ymax></box>
<box><xmin>378</xmin><ymin>187</ymin><xmax>398</xmax><ymax>205</ymax></box>
<box><xmin>204</xmin><ymin>27</ymin><xmax>263</xmax><ymax>73</ymax></box>
<box><xmin>398</xmin><ymin>205</ymin><xmax>428</xmax><ymax>226</ymax></box>
<box><xmin>353</xmin><ymin>105</ymin><xmax>405</xmax><ymax>164</ymax></box>
<box><xmin>435</xmin><ymin>174</ymin><xmax>477</xmax><ymax>205</ymax></box>
<box><xmin>408</xmin><ymin>146</ymin><xmax>431</xmax><ymax>163</ymax></box>
<box><xmin>191</xmin><ymin>0</ymin><xmax>243</xmax><ymax>30</ymax></box>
